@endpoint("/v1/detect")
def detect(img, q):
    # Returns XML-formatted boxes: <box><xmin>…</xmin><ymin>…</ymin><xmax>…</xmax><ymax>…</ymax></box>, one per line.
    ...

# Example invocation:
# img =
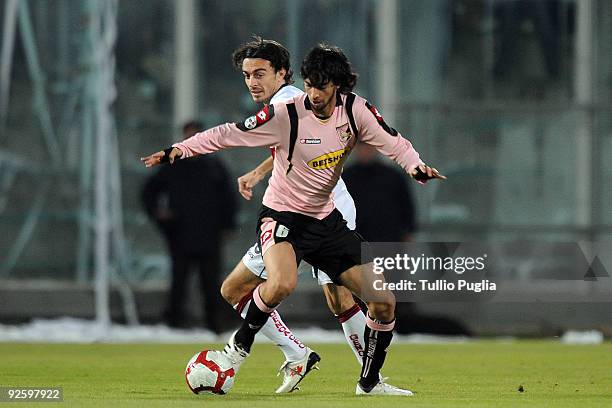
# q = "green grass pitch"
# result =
<box><xmin>1</xmin><ymin>341</ymin><xmax>611</xmax><ymax>407</ymax></box>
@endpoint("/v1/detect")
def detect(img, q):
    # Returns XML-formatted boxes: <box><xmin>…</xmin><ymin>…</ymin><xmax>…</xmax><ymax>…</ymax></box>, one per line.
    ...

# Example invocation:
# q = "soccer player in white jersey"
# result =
<box><xmin>142</xmin><ymin>43</ymin><xmax>445</xmax><ymax>396</ymax></box>
<box><xmin>219</xmin><ymin>37</ymin><xmax>368</xmax><ymax>394</ymax></box>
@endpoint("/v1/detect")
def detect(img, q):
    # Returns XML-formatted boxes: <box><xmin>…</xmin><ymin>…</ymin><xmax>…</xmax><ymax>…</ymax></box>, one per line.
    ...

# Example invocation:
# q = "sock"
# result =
<box><xmin>359</xmin><ymin>313</ymin><xmax>395</xmax><ymax>391</ymax></box>
<box><xmin>336</xmin><ymin>303</ymin><xmax>366</xmax><ymax>365</ymax></box>
<box><xmin>235</xmin><ymin>292</ymin><xmax>307</xmax><ymax>362</ymax></box>
<box><xmin>233</xmin><ymin>284</ymin><xmax>274</xmax><ymax>353</ymax></box>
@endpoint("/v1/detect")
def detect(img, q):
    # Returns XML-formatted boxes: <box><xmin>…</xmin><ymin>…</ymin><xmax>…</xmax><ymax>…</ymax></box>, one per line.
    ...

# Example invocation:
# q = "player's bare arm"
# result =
<box><xmin>238</xmin><ymin>156</ymin><xmax>274</xmax><ymax>200</ymax></box>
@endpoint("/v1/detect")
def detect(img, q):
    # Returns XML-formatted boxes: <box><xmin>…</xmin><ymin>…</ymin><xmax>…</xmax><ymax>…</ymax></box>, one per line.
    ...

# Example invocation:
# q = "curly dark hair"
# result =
<box><xmin>232</xmin><ymin>36</ymin><xmax>293</xmax><ymax>84</ymax></box>
<box><xmin>300</xmin><ymin>44</ymin><xmax>358</xmax><ymax>94</ymax></box>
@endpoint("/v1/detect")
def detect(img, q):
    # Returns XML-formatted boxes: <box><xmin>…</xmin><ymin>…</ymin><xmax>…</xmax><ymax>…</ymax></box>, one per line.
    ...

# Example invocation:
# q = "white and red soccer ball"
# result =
<box><xmin>185</xmin><ymin>350</ymin><xmax>235</xmax><ymax>395</ymax></box>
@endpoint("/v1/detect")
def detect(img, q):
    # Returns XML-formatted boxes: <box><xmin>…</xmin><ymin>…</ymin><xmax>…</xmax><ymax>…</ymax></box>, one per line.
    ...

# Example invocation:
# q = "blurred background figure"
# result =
<box><xmin>493</xmin><ymin>0</ymin><xmax>561</xmax><ymax>81</ymax></box>
<box><xmin>141</xmin><ymin>121</ymin><xmax>237</xmax><ymax>332</ymax></box>
<box><xmin>343</xmin><ymin>144</ymin><xmax>417</xmax><ymax>243</ymax></box>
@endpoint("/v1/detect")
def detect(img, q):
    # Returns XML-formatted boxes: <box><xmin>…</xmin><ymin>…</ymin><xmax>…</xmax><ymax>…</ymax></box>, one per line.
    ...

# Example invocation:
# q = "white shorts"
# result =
<box><xmin>242</xmin><ymin>242</ymin><xmax>334</xmax><ymax>285</ymax></box>
<box><xmin>242</xmin><ymin>178</ymin><xmax>356</xmax><ymax>286</ymax></box>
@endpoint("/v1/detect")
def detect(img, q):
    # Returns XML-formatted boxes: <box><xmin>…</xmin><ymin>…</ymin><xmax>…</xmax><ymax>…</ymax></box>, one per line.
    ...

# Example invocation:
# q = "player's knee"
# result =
<box><xmin>368</xmin><ymin>292</ymin><xmax>396</xmax><ymax>322</ymax></box>
<box><xmin>266</xmin><ymin>277</ymin><xmax>297</xmax><ymax>302</ymax></box>
<box><xmin>324</xmin><ymin>285</ymin><xmax>356</xmax><ymax>315</ymax></box>
<box><xmin>327</xmin><ymin>299</ymin><xmax>345</xmax><ymax>315</ymax></box>
<box><xmin>338</xmin><ymin>289</ymin><xmax>357</xmax><ymax>312</ymax></box>
<box><xmin>219</xmin><ymin>279</ymin><xmax>236</xmax><ymax>305</ymax></box>
<box><xmin>276</xmin><ymin>280</ymin><xmax>297</xmax><ymax>300</ymax></box>
<box><xmin>325</xmin><ymin>296</ymin><xmax>342</xmax><ymax>315</ymax></box>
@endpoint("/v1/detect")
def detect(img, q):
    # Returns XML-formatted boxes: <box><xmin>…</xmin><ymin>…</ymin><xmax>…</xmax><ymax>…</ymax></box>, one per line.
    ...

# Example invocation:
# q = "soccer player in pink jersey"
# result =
<box><xmin>142</xmin><ymin>44</ymin><xmax>444</xmax><ymax>396</ymax></box>
<box><xmin>221</xmin><ymin>37</ymin><xmax>369</xmax><ymax>394</ymax></box>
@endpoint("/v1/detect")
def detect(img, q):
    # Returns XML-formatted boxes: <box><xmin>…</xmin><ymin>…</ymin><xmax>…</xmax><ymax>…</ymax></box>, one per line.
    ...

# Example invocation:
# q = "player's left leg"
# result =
<box><xmin>319</xmin><ymin>280</ymin><xmax>366</xmax><ymax>364</ymax></box>
<box><xmin>303</xmin><ymin>209</ymin><xmax>411</xmax><ymax>395</ymax></box>
<box><xmin>222</xmin><ymin>207</ymin><xmax>321</xmax><ymax>395</ymax></box>
<box><xmin>338</xmin><ymin>264</ymin><xmax>413</xmax><ymax>396</ymax></box>
<box><xmin>223</xmin><ymin>237</ymin><xmax>299</xmax><ymax>368</ymax></box>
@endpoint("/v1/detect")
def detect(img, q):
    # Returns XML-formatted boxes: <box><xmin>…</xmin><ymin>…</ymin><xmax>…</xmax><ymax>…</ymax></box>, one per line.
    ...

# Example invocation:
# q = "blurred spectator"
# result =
<box><xmin>343</xmin><ymin>144</ymin><xmax>417</xmax><ymax>242</ymax></box>
<box><xmin>493</xmin><ymin>0</ymin><xmax>561</xmax><ymax>80</ymax></box>
<box><xmin>141</xmin><ymin>121</ymin><xmax>237</xmax><ymax>332</ymax></box>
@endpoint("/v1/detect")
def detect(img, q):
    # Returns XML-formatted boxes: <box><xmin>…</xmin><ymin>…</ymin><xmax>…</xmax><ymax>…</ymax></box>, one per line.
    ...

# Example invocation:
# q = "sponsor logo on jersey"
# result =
<box><xmin>300</xmin><ymin>138</ymin><xmax>321</xmax><ymax>144</ymax></box>
<box><xmin>336</xmin><ymin>123</ymin><xmax>353</xmax><ymax>143</ymax></box>
<box><xmin>256</xmin><ymin>107</ymin><xmax>270</xmax><ymax>124</ymax></box>
<box><xmin>307</xmin><ymin>148</ymin><xmax>349</xmax><ymax>170</ymax></box>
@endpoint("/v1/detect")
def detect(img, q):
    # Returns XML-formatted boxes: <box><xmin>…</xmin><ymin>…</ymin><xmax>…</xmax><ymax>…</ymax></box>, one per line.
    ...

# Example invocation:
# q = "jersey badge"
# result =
<box><xmin>237</xmin><ymin>105</ymin><xmax>275</xmax><ymax>131</ymax></box>
<box><xmin>336</xmin><ymin>123</ymin><xmax>353</xmax><ymax>143</ymax></box>
<box><xmin>276</xmin><ymin>225</ymin><xmax>290</xmax><ymax>238</ymax></box>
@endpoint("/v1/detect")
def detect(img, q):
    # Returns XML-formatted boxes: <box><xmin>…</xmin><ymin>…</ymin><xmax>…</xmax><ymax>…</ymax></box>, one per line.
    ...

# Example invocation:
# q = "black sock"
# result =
<box><xmin>233</xmin><ymin>299</ymin><xmax>272</xmax><ymax>353</ymax></box>
<box><xmin>359</xmin><ymin>322</ymin><xmax>394</xmax><ymax>391</ymax></box>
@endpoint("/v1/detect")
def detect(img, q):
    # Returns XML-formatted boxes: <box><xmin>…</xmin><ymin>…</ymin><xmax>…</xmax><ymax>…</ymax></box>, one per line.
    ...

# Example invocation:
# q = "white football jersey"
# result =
<box><xmin>269</xmin><ymin>84</ymin><xmax>304</xmax><ymax>104</ymax></box>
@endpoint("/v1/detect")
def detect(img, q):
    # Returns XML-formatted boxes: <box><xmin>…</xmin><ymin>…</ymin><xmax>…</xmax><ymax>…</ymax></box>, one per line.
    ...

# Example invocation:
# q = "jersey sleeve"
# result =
<box><xmin>173</xmin><ymin>103</ymin><xmax>288</xmax><ymax>158</ymax></box>
<box><xmin>353</xmin><ymin>98</ymin><xmax>424</xmax><ymax>175</ymax></box>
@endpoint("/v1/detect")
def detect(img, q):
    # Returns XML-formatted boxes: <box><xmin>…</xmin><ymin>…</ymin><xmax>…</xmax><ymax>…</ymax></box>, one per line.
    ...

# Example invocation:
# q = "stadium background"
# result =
<box><xmin>1</xmin><ymin>0</ymin><xmax>611</xmax><ymax>339</ymax></box>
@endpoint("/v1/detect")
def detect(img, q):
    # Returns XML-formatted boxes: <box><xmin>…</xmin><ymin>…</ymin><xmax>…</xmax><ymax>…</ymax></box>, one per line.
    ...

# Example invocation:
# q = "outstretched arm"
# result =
<box><xmin>141</xmin><ymin>104</ymin><xmax>287</xmax><ymax>168</ymax></box>
<box><xmin>355</xmin><ymin>99</ymin><xmax>445</xmax><ymax>183</ymax></box>
<box><xmin>412</xmin><ymin>164</ymin><xmax>446</xmax><ymax>182</ymax></box>
<box><xmin>141</xmin><ymin>147</ymin><xmax>182</xmax><ymax>168</ymax></box>
<box><xmin>237</xmin><ymin>156</ymin><xmax>274</xmax><ymax>200</ymax></box>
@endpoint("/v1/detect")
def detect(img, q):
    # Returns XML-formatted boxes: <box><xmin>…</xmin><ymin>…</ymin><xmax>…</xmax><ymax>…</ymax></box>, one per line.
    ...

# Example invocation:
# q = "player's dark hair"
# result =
<box><xmin>182</xmin><ymin>120</ymin><xmax>203</xmax><ymax>134</ymax></box>
<box><xmin>232</xmin><ymin>36</ymin><xmax>294</xmax><ymax>84</ymax></box>
<box><xmin>300</xmin><ymin>44</ymin><xmax>358</xmax><ymax>94</ymax></box>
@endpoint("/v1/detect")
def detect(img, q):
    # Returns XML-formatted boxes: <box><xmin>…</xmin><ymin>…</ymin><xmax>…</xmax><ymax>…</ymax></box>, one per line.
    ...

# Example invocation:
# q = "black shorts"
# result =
<box><xmin>256</xmin><ymin>205</ymin><xmax>366</xmax><ymax>284</ymax></box>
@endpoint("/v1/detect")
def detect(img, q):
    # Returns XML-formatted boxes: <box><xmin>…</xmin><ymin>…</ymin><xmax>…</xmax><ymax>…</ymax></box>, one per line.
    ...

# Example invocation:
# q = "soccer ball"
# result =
<box><xmin>185</xmin><ymin>350</ymin><xmax>236</xmax><ymax>395</ymax></box>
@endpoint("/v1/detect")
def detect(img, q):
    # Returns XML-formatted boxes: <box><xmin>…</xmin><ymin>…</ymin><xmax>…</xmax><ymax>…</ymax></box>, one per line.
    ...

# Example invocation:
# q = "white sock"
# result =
<box><xmin>235</xmin><ymin>295</ymin><xmax>307</xmax><ymax>362</ymax></box>
<box><xmin>337</xmin><ymin>303</ymin><xmax>366</xmax><ymax>365</ymax></box>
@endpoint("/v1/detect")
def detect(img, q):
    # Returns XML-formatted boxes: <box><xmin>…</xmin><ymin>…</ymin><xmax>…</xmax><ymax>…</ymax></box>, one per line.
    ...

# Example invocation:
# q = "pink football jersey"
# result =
<box><xmin>173</xmin><ymin>93</ymin><xmax>423</xmax><ymax>219</ymax></box>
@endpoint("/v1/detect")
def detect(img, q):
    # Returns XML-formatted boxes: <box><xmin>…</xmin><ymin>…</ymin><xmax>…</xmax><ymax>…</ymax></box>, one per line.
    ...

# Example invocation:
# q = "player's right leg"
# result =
<box><xmin>220</xmin><ymin>253</ymin><xmax>312</xmax><ymax>370</ymax></box>
<box><xmin>223</xmin><ymin>241</ymin><xmax>297</xmax><ymax>370</ymax></box>
<box><xmin>222</xmin><ymin>211</ymin><xmax>320</xmax><ymax>391</ymax></box>
<box><xmin>229</xmin><ymin>240</ymin><xmax>298</xmax><ymax>353</ymax></box>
